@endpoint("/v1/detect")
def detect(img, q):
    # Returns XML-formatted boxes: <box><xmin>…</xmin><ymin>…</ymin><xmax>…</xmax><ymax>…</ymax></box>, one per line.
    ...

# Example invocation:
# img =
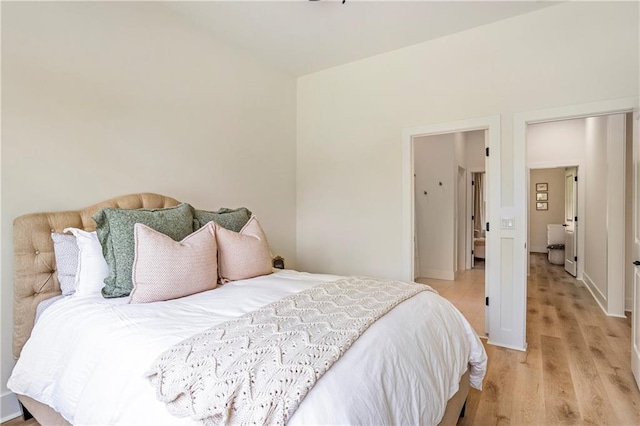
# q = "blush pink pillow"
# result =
<box><xmin>215</xmin><ymin>216</ymin><xmax>272</xmax><ymax>283</ymax></box>
<box><xmin>130</xmin><ymin>222</ymin><xmax>218</xmax><ymax>304</ymax></box>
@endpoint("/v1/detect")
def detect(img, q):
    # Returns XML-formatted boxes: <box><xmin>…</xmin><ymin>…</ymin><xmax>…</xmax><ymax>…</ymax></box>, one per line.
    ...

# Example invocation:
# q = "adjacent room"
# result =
<box><xmin>2</xmin><ymin>1</ymin><xmax>639</xmax><ymax>425</ymax></box>
<box><xmin>413</xmin><ymin>129</ymin><xmax>488</xmax><ymax>337</ymax></box>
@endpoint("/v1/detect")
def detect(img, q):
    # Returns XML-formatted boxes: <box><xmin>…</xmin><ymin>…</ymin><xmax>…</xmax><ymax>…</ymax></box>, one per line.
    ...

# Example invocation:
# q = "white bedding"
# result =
<box><xmin>9</xmin><ymin>270</ymin><xmax>487</xmax><ymax>425</ymax></box>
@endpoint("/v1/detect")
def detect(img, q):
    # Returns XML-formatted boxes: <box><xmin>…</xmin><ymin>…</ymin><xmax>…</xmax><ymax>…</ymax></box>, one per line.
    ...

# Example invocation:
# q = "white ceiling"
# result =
<box><xmin>165</xmin><ymin>1</ymin><xmax>559</xmax><ymax>76</ymax></box>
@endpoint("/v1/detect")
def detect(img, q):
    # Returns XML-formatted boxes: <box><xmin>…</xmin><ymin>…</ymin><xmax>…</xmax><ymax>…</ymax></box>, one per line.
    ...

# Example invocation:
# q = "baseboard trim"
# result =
<box><xmin>1</xmin><ymin>391</ymin><xmax>21</xmax><ymax>423</ymax></box>
<box><xmin>487</xmin><ymin>340</ymin><xmax>527</xmax><ymax>352</ymax></box>
<box><xmin>582</xmin><ymin>273</ymin><xmax>607</xmax><ymax>315</ymax></box>
<box><xmin>530</xmin><ymin>245</ymin><xmax>548</xmax><ymax>254</ymax></box>
<box><xmin>417</xmin><ymin>269</ymin><xmax>455</xmax><ymax>281</ymax></box>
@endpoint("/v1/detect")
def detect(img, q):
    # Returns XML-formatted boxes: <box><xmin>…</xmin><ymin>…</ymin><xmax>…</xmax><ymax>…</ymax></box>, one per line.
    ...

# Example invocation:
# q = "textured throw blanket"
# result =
<box><xmin>145</xmin><ymin>277</ymin><xmax>431</xmax><ymax>425</ymax></box>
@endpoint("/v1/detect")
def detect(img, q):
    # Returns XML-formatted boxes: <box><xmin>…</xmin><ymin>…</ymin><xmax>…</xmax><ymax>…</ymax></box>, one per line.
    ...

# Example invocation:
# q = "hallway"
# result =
<box><xmin>454</xmin><ymin>253</ymin><xmax>639</xmax><ymax>425</ymax></box>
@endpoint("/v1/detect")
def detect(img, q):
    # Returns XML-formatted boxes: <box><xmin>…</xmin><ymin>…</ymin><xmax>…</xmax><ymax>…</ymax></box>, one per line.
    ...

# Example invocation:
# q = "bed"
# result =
<box><xmin>9</xmin><ymin>193</ymin><xmax>487</xmax><ymax>425</ymax></box>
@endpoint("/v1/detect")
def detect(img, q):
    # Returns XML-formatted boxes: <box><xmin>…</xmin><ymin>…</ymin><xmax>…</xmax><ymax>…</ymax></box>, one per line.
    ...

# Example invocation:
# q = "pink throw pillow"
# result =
<box><xmin>215</xmin><ymin>216</ymin><xmax>272</xmax><ymax>283</ymax></box>
<box><xmin>130</xmin><ymin>222</ymin><xmax>218</xmax><ymax>304</ymax></box>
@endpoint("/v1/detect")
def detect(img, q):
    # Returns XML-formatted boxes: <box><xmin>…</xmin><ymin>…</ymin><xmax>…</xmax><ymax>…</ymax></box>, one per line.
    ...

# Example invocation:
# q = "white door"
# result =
<box><xmin>470</xmin><ymin>175</ymin><xmax>475</xmax><ymax>269</ymax></box>
<box><xmin>631</xmin><ymin>112</ymin><xmax>640</xmax><ymax>389</ymax></box>
<box><xmin>564</xmin><ymin>167</ymin><xmax>578</xmax><ymax>276</ymax></box>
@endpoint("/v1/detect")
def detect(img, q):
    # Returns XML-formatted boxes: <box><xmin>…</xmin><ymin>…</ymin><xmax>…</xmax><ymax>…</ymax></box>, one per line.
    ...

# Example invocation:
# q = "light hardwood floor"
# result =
<box><xmin>459</xmin><ymin>253</ymin><xmax>640</xmax><ymax>425</ymax></box>
<box><xmin>1</xmin><ymin>417</ymin><xmax>36</xmax><ymax>426</ymax></box>
<box><xmin>3</xmin><ymin>254</ymin><xmax>639</xmax><ymax>426</ymax></box>
<box><xmin>417</xmin><ymin>267</ymin><xmax>486</xmax><ymax>337</ymax></box>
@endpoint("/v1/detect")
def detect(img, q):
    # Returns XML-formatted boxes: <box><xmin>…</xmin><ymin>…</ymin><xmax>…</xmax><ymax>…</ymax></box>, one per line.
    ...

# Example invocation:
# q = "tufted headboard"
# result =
<box><xmin>13</xmin><ymin>193</ymin><xmax>180</xmax><ymax>359</ymax></box>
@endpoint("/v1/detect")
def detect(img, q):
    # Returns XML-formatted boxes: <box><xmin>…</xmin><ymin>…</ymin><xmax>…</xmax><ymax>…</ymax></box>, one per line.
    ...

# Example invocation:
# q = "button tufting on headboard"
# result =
<box><xmin>13</xmin><ymin>193</ymin><xmax>180</xmax><ymax>359</ymax></box>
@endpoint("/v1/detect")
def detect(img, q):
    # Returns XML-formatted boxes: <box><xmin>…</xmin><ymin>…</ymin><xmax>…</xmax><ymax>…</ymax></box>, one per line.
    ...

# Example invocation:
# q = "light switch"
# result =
<box><xmin>501</xmin><ymin>218</ymin><xmax>515</xmax><ymax>229</ymax></box>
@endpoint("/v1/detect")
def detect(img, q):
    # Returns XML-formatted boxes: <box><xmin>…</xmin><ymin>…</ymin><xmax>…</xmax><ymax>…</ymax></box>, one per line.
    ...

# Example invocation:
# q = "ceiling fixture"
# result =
<box><xmin>309</xmin><ymin>0</ymin><xmax>347</xmax><ymax>4</ymax></box>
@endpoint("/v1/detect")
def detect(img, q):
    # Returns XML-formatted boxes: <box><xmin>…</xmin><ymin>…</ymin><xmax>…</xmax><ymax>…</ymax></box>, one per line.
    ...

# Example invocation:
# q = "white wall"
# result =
<box><xmin>464</xmin><ymin>130</ymin><xmax>486</xmax><ymax>172</ymax></box>
<box><xmin>584</xmin><ymin>117</ymin><xmax>609</xmax><ymax>303</ymax></box>
<box><xmin>529</xmin><ymin>169</ymin><xmax>565</xmax><ymax>253</ymax></box>
<box><xmin>296</xmin><ymin>1</ymin><xmax>638</xmax><ymax>280</ymax></box>
<box><xmin>1</xmin><ymin>2</ymin><xmax>297</xmax><ymax>418</ymax></box>
<box><xmin>296</xmin><ymin>1</ymin><xmax>638</xmax><ymax>349</ymax></box>
<box><xmin>414</xmin><ymin>134</ymin><xmax>456</xmax><ymax>280</ymax></box>
<box><xmin>527</xmin><ymin>119</ymin><xmax>586</xmax><ymax>166</ymax></box>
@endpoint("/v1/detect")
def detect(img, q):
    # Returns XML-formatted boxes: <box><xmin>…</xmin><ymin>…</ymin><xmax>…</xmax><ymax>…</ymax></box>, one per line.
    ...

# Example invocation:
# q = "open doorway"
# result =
<box><xmin>471</xmin><ymin>171</ymin><xmax>486</xmax><ymax>270</ymax></box>
<box><xmin>402</xmin><ymin>114</ymin><xmax>499</xmax><ymax>344</ymax></box>
<box><xmin>412</xmin><ymin>129</ymin><xmax>488</xmax><ymax>337</ymax></box>
<box><xmin>525</xmin><ymin>114</ymin><xmax>628</xmax><ymax>317</ymax></box>
<box><xmin>528</xmin><ymin>166</ymin><xmax>578</xmax><ymax>277</ymax></box>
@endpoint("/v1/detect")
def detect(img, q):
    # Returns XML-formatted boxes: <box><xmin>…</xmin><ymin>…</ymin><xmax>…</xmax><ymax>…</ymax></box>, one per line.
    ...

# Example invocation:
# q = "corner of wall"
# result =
<box><xmin>1</xmin><ymin>392</ymin><xmax>20</xmax><ymax>423</ymax></box>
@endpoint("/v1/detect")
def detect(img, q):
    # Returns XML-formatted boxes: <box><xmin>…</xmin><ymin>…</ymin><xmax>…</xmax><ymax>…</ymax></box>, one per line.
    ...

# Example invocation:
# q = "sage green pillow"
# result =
<box><xmin>193</xmin><ymin>207</ymin><xmax>252</xmax><ymax>232</ymax></box>
<box><xmin>93</xmin><ymin>203</ymin><xmax>195</xmax><ymax>298</ymax></box>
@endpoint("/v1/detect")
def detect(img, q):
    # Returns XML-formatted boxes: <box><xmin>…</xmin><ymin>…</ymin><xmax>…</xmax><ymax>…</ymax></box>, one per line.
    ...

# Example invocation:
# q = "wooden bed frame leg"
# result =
<box><xmin>19</xmin><ymin>401</ymin><xmax>34</xmax><ymax>421</ymax></box>
<box><xmin>459</xmin><ymin>400</ymin><xmax>467</xmax><ymax>418</ymax></box>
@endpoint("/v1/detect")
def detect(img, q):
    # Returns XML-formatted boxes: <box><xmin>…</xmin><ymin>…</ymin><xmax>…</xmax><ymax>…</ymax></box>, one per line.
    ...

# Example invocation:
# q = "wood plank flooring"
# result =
<box><xmin>3</xmin><ymin>254</ymin><xmax>639</xmax><ymax>426</ymax></box>
<box><xmin>458</xmin><ymin>253</ymin><xmax>640</xmax><ymax>425</ymax></box>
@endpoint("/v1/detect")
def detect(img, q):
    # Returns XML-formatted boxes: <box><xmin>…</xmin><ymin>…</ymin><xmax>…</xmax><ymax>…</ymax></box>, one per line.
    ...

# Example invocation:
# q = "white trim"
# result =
<box><xmin>583</xmin><ymin>272</ymin><xmax>607</xmax><ymax>312</ymax></box>
<box><xmin>486</xmin><ymin>340</ymin><xmax>527</xmax><ymax>352</ymax></box>
<box><xmin>529</xmin><ymin>245</ymin><xmax>548</xmax><ymax>254</ymax></box>
<box><xmin>418</xmin><ymin>269</ymin><xmax>455</xmax><ymax>281</ymax></box>
<box><xmin>466</xmin><ymin>171</ymin><xmax>473</xmax><ymax>270</ymax></box>
<box><xmin>1</xmin><ymin>391</ymin><xmax>21</xmax><ymax>423</ymax></box>
<box><xmin>402</xmin><ymin>114</ymin><xmax>502</xmax><ymax>345</ymax></box>
<box><xmin>606</xmin><ymin>114</ymin><xmax>627</xmax><ymax>317</ymax></box>
<box><xmin>514</xmin><ymin>97</ymin><xmax>639</xmax><ymax>351</ymax></box>
<box><xmin>526</xmin><ymin>159</ymin><xmax>584</xmax><ymax>169</ymax></box>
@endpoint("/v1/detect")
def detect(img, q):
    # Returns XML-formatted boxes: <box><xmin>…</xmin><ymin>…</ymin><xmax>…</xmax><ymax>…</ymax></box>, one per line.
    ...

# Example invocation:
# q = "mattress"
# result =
<box><xmin>8</xmin><ymin>270</ymin><xmax>487</xmax><ymax>425</ymax></box>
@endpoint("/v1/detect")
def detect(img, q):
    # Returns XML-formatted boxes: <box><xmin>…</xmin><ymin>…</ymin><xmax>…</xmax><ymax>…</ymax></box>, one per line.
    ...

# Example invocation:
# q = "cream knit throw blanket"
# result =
<box><xmin>145</xmin><ymin>277</ymin><xmax>431</xmax><ymax>425</ymax></box>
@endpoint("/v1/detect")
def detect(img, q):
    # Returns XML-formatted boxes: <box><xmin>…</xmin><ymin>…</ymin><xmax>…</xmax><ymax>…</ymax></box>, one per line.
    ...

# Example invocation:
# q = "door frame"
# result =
<box><xmin>564</xmin><ymin>166</ymin><xmax>579</xmax><ymax>277</ymax></box>
<box><xmin>631</xmin><ymin>110</ymin><xmax>640</xmax><ymax>389</ymax></box>
<box><xmin>402</xmin><ymin>114</ymin><xmax>500</xmax><ymax>339</ymax></box>
<box><xmin>456</xmin><ymin>165</ymin><xmax>467</xmax><ymax>276</ymax></box>
<box><xmin>514</xmin><ymin>98</ymin><xmax>638</xmax><ymax>346</ymax></box>
<box><xmin>467</xmin><ymin>167</ymin><xmax>485</xmax><ymax>271</ymax></box>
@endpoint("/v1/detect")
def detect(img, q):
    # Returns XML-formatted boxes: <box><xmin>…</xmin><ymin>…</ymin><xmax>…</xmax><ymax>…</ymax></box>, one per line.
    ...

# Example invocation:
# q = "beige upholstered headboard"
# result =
<box><xmin>13</xmin><ymin>193</ymin><xmax>180</xmax><ymax>359</ymax></box>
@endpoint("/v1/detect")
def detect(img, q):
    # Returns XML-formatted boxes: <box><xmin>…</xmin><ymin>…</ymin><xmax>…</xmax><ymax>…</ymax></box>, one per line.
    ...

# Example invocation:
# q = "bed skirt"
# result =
<box><xmin>16</xmin><ymin>370</ymin><xmax>470</xmax><ymax>426</ymax></box>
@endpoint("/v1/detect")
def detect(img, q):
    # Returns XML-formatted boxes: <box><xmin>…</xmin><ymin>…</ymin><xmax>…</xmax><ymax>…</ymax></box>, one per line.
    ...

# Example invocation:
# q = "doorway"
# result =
<box><xmin>402</xmin><ymin>114</ymin><xmax>500</xmax><ymax>344</ymax></box>
<box><xmin>525</xmin><ymin>114</ymin><xmax>627</xmax><ymax>317</ymax></box>
<box><xmin>511</xmin><ymin>97</ymin><xmax>637</xmax><ymax>352</ymax></box>
<box><xmin>471</xmin><ymin>171</ymin><xmax>486</xmax><ymax>271</ymax></box>
<box><xmin>412</xmin><ymin>129</ymin><xmax>488</xmax><ymax>337</ymax></box>
<box><xmin>528</xmin><ymin>165</ymin><xmax>580</xmax><ymax>277</ymax></box>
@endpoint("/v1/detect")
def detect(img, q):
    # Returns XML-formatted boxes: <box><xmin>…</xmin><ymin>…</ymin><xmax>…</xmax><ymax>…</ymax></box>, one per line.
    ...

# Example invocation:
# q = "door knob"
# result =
<box><xmin>562</xmin><ymin>224</ymin><xmax>569</xmax><ymax>227</ymax></box>
<box><xmin>634</xmin><ymin>261</ymin><xmax>640</xmax><ymax>266</ymax></box>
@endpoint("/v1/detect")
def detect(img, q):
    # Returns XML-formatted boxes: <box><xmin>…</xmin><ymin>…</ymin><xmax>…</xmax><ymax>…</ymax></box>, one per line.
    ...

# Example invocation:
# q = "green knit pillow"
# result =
<box><xmin>193</xmin><ymin>207</ymin><xmax>252</xmax><ymax>232</ymax></box>
<box><xmin>93</xmin><ymin>203</ymin><xmax>195</xmax><ymax>298</ymax></box>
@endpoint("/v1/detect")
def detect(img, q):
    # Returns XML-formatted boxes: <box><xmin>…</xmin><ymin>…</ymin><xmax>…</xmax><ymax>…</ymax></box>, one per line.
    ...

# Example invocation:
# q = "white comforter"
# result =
<box><xmin>9</xmin><ymin>270</ymin><xmax>487</xmax><ymax>425</ymax></box>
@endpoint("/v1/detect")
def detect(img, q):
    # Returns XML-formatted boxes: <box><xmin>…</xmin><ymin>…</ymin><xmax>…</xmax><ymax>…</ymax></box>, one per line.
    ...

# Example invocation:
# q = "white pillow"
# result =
<box><xmin>63</xmin><ymin>228</ymin><xmax>109</xmax><ymax>297</ymax></box>
<box><xmin>51</xmin><ymin>233</ymin><xmax>79</xmax><ymax>295</ymax></box>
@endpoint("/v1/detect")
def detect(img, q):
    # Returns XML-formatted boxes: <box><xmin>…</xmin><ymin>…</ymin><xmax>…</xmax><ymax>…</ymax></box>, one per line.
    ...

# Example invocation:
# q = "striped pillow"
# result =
<box><xmin>130</xmin><ymin>222</ymin><xmax>218</xmax><ymax>304</ymax></box>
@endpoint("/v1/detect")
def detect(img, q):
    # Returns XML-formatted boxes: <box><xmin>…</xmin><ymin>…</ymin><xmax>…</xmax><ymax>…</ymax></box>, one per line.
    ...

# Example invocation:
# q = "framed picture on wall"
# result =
<box><xmin>536</xmin><ymin>183</ymin><xmax>548</xmax><ymax>191</ymax></box>
<box><xmin>536</xmin><ymin>192</ymin><xmax>548</xmax><ymax>201</ymax></box>
<box><xmin>536</xmin><ymin>202</ymin><xmax>548</xmax><ymax>211</ymax></box>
